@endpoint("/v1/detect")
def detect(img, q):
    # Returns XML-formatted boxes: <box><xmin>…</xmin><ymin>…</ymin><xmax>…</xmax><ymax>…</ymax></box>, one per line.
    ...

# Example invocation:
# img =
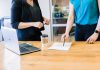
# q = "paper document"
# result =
<box><xmin>48</xmin><ymin>42</ymin><xmax>72</xmax><ymax>51</ymax></box>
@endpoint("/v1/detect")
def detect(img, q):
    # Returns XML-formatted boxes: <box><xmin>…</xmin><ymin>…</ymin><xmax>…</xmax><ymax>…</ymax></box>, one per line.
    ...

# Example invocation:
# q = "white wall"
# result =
<box><xmin>0</xmin><ymin>0</ymin><xmax>11</xmax><ymax>18</ymax></box>
<box><xmin>38</xmin><ymin>0</ymin><xmax>51</xmax><ymax>19</ymax></box>
<box><xmin>0</xmin><ymin>0</ymin><xmax>12</xmax><ymax>41</ymax></box>
<box><xmin>38</xmin><ymin>0</ymin><xmax>52</xmax><ymax>41</ymax></box>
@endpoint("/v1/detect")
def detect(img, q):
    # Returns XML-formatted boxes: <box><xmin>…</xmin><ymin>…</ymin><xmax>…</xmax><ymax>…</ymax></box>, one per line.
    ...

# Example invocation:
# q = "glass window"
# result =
<box><xmin>51</xmin><ymin>0</ymin><xmax>70</xmax><ymax>41</ymax></box>
<box><xmin>53</xmin><ymin>27</ymin><xmax>66</xmax><ymax>42</ymax></box>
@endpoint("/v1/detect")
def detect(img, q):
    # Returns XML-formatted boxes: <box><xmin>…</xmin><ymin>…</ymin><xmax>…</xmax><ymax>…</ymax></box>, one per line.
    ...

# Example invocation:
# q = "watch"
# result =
<box><xmin>94</xmin><ymin>30</ymin><xmax>100</xmax><ymax>34</ymax></box>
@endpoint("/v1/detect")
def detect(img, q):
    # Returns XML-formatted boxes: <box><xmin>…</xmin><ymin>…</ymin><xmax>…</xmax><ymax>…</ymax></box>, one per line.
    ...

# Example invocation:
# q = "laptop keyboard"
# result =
<box><xmin>19</xmin><ymin>43</ymin><xmax>41</xmax><ymax>54</ymax></box>
<box><xmin>19</xmin><ymin>47</ymin><xmax>29</xmax><ymax>53</ymax></box>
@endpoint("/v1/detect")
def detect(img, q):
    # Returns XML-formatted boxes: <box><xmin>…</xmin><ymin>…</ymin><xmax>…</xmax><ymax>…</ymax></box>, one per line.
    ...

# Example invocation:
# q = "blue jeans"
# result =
<box><xmin>75</xmin><ymin>24</ymin><xmax>100</xmax><ymax>41</ymax></box>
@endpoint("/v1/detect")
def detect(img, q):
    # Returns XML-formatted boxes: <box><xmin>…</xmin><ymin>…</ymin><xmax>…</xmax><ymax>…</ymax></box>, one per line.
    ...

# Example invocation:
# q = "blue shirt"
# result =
<box><xmin>70</xmin><ymin>0</ymin><xmax>99</xmax><ymax>25</ymax></box>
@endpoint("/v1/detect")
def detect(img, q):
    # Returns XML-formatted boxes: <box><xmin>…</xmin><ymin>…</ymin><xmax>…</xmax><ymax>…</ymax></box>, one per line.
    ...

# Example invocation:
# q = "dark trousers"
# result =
<box><xmin>75</xmin><ymin>24</ymin><xmax>100</xmax><ymax>41</ymax></box>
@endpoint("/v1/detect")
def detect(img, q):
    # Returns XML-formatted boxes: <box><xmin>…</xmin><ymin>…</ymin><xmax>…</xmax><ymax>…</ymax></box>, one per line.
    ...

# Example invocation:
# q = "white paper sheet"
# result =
<box><xmin>48</xmin><ymin>42</ymin><xmax>72</xmax><ymax>51</ymax></box>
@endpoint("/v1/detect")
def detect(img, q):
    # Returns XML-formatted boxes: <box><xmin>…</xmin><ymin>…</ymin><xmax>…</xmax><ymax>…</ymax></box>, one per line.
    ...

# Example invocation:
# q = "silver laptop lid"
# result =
<box><xmin>1</xmin><ymin>26</ymin><xmax>20</xmax><ymax>55</ymax></box>
<box><xmin>0</xmin><ymin>19</ymin><xmax>2</xmax><ymax>41</ymax></box>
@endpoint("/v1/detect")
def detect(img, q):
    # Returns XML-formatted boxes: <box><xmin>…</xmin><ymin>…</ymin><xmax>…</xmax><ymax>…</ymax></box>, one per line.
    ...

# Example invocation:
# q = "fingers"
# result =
<box><xmin>43</xmin><ymin>19</ymin><xmax>50</xmax><ymax>25</ymax></box>
<box><xmin>61</xmin><ymin>34</ymin><xmax>66</xmax><ymax>41</ymax></box>
<box><xmin>86</xmin><ymin>33</ymin><xmax>99</xmax><ymax>44</ymax></box>
<box><xmin>61</xmin><ymin>34</ymin><xmax>70</xmax><ymax>42</ymax></box>
<box><xmin>86</xmin><ymin>37</ymin><xmax>95</xmax><ymax>44</ymax></box>
<box><xmin>38</xmin><ymin>22</ymin><xmax>43</xmax><ymax>28</ymax></box>
<box><xmin>33</xmin><ymin>22</ymin><xmax>43</xmax><ymax>29</ymax></box>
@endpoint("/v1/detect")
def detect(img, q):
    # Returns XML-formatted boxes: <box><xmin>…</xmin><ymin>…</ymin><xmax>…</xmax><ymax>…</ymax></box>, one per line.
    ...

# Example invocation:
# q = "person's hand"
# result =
<box><xmin>61</xmin><ymin>33</ymin><xmax>70</xmax><ymax>42</ymax></box>
<box><xmin>33</xmin><ymin>22</ymin><xmax>43</xmax><ymax>29</ymax></box>
<box><xmin>86</xmin><ymin>33</ymin><xmax>99</xmax><ymax>44</ymax></box>
<box><xmin>43</xmin><ymin>18</ymin><xmax>50</xmax><ymax>25</ymax></box>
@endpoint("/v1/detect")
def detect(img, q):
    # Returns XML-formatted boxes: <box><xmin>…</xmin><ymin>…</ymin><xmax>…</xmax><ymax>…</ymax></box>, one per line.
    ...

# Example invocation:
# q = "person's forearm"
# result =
<box><xmin>96</xmin><ymin>16</ymin><xmax>100</xmax><ymax>32</ymax></box>
<box><xmin>65</xmin><ymin>3</ymin><xmax>74</xmax><ymax>35</ymax></box>
<box><xmin>96</xmin><ymin>0</ymin><xmax>100</xmax><ymax>32</ymax></box>
<box><xmin>18</xmin><ymin>22</ymin><xmax>33</xmax><ymax>29</ymax></box>
<box><xmin>65</xmin><ymin>15</ymin><xmax>74</xmax><ymax>35</ymax></box>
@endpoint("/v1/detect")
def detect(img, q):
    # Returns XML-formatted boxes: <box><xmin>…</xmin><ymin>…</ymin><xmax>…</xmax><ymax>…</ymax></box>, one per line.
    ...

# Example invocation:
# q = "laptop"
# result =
<box><xmin>0</xmin><ymin>19</ymin><xmax>2</xmax><ymax>41</ymax></box>
<box><xmin>1</xmin><ymin>26</ymin><xmax>41</xmax><ymax>55</ymax></box>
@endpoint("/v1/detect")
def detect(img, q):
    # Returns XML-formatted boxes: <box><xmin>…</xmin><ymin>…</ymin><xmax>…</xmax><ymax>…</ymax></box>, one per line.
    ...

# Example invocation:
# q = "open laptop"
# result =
<box><xmin>1</xmin><ymin>26</ymin><xmax>41</xmax><ymax>55</ymax></box>
<box><xmin>0</xmin><ymin>19</ymin><xmax>3</xmax><ymax>41</ymax></box>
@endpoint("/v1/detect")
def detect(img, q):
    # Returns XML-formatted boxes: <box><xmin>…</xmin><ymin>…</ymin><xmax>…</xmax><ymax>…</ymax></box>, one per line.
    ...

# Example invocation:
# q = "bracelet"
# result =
<box><xmin>94</xmin><ymin>30</ymin><xmax>100</xmax><ymax>34</ymax></box>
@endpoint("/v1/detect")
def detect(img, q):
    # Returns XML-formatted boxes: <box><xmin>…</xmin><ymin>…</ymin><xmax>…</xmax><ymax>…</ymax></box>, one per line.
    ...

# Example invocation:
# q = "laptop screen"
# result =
<box><xmin>0</xmin><ymin>19</ymin><xmax>1</xmax><ymax>30</ymax></box>
<box><xmin>0</xmin><ymin>19</ymin><xmax>2</xmax><ymax>41</ymax></box>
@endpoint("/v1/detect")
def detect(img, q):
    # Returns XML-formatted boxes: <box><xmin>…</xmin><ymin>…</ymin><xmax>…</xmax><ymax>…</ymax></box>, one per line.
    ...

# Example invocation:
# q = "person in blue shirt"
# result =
<box><xmin>62</xmin><ymin>0</ymin><xmax>100</xmax><ymax>44</ymax></box>
<box><xmin>11</xmin><ymin>0</ymin><xmax>49</xmax><ymax>41</ymax></box>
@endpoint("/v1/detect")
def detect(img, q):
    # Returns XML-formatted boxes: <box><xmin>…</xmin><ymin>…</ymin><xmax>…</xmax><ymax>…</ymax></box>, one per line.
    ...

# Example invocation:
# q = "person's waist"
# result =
<box><xmin>76</xmin><ymin>23</ymin><xmax>97</xmax><ymax>26</ymax></box>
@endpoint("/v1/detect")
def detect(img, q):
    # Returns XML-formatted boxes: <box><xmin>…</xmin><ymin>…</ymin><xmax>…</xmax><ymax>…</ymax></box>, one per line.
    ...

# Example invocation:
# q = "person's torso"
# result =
<box><xmin>70</xmin><ymin>0</ymin><xmax>99</xmax><ymax>25</ymax></box>
<box><xmin>21</xmin><ymin>3</ymin><xmax>44</xmax><ymax>23</ymax></box>
<box><xmin>18</xmin><ymin>2</ymin><xmax>44</xmax><ymax>40</ymax></box>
